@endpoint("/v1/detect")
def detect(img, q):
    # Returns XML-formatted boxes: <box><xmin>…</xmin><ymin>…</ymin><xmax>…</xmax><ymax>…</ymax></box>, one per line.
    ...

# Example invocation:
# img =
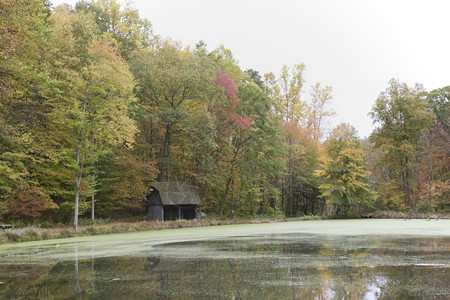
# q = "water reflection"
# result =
<box><xmin>0</xmin><ymin>234</ymin><xmax>448</xmax><ymax>299</ymax></box>
<box><xmin>75</xmin><ymin>243</ymin><xmax>80</xmax><ymax>298</ymax></box>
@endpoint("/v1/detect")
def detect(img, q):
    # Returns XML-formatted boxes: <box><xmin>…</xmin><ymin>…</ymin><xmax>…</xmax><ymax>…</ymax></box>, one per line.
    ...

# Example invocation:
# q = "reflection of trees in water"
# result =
<box><xmin>0</xmin><ymin>247</ymin><xmax>162</xmax><ymax>299</ymax></box>
<box><xmin>0</xmin><ymin>263</ymin><xmax>58</xmax><ymax>298</ymax></box>
<box><xmin>0</xmin><ymin>236</ymin><xmax>448</xmax><ymax>299</ymax></box>
<box><xmin>315</xmin><ymin>236</ymin><xmax>380</xmax><ymax>298</ymax></box>
<box><xmin>75</xmin><ymin>243</ymin><xmax>81</xmax><ymax>298</ymax></box>
<box><xmin>146</xmin><ymin>256</ymin><xmax>161</xmax><ymax>269</ymax></box>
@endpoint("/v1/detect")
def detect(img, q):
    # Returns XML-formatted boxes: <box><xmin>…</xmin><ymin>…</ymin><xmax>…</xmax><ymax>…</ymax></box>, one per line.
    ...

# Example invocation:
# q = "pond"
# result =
<box><xmin>0</xmin><ymin>219</ymin><xmax>449</xmax><ymax>299</ymax></box>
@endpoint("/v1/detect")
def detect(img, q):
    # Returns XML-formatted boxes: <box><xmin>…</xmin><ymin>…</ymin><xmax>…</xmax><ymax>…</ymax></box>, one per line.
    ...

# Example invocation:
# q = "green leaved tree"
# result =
<box><xmin>315</xmin><ymin>124</ymin><xmax>375</xmax><ymax>216</ymax></box>
<box><xmin>75</xmin><ymin>0</ymin><xmax>155</xmax><ymax>60</ymax></box>
<box><xmin>369</xmin><ymin>79</ymin><xmax>434</xmax><ymax>209</ymax></box>
<box><xmin>131</xmin><ymin>40</ymin><xmax>216</xmax><ymax>182</ymax></box>
<box><xmin>0</xmin><ymin>0</ymin><xmax>59</xmax><ymax>220</ymax></box>
<box><xmin>48</xmin><ymin>5</ymin><xmax>137</xmax><ymax>228</ymax></box>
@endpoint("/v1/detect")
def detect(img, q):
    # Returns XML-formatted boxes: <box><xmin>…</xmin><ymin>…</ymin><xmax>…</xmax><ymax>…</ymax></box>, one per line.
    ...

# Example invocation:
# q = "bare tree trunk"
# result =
<box><xmin>402</xmin><ymin>170</ymin><xmax>408</xmax><ymax>207</ymax></box>
<box><xmin>158</xmin><ymin>123</ymin><xmax>171</xmax><ymax>182</ymax></box>
<box><xmin>219</xmin><ymin>147</ymin><xmax>240</xmax><ymax>217</ymax></box>
<box><xmin>74</xmin><ymin>98</ymin><xmax>87</xmax><ymax>230</ymax></box>
<box><xmin>304</xmin><ymin>197</ymin><xmax>308</xmax><ymax>215</ymax></box>
<box><xmin>424</xmin><ymin>132</ymin><xmax>435</xmax><ymax>211</ymax></box>
<box><xmin>284</xmin><ymin>137</ymin><xmax>294</xmax><ymax>216</ymax></box>
<box><xmin>401</xmin><ymin>157</ymin><xmax>411</xmax><ymax>208</ymax></box>
<box><xmin>230</xmin><ymin>179</ymin><xmax>235</xmax><ymax>219</ymax></box>
<box><xmin>405</xmin><ymin>156</ymin><xmax>411</xmax><ymax>207</ymax></box>
<box><xmin>166</xmin><ymin>131</ymin><xmax>171</xmax><ymax>182</ymax></box>
<box><xmin>74</xmin><ymin>174</ymin><xmax>80</xmax><ymax>230</ymax></box>
<box><xmin>220</xmin><ymin>175</ymin><xmax>233</xmax><ymax>217</ymax></box>
<box><xmin>321</xmin><ymin>199</ymin><xmax>325</xmax><ymax>215</ymax></box>
<box><xmin>91</xmin><ymin>175</ymin><xmax>95</xmax><ymax>221</ymax></box>
<box><xmin>281</xmin><ymin>177</ymin><xmax>285</xmax><ymax>212</ymax></box>
<box><xmin>74</xmin><ymin>152</ymin><xmax>85</xmax><ymax>230</ymax></box>
<box><xmin>250</xmin><ymin>192</ymin><xmax>254</xmax><ymax>217</ymax></box>
<box><xmin>250</xmin><ymin>166</ymin><xmax>257</xmax><ymax>216</ymax></box>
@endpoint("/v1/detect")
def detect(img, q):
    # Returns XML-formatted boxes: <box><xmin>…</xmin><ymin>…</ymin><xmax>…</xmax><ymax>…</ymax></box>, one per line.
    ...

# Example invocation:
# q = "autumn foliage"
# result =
<box><xmin>215</xmin><ymin>70</ymin><xmax>252</xmax><ymax>131</ymax></box>
<box><xmin>0</xmin><ymin>0</ymin><xmax>448</xmax><ymax>225</ymax></box>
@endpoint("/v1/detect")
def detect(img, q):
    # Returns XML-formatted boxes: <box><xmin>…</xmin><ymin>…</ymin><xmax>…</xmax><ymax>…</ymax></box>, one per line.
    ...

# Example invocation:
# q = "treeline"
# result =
<box><xmin>0</xmin><ymin>0</ymin><xmax>448</xmax><ymax>226</ymax></box>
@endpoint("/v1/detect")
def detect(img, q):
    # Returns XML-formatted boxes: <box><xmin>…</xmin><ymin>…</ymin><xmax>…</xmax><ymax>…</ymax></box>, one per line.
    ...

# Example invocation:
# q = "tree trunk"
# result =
<box><xmin>424</xmin><ymin>132</ymin><xmax>435</xmax><ymax>210</ymax></box>
<box><xmin>405</xmin><ymin>156</ymin><xmax>411</xmax><ymax>207</ymax></box>
<box><xmin>220</xmin><ymin>175</ymin><xmax>233</xmax><ymax>217</ymax></box>
<box><xmin>230</xmin><ymin>179</ymin><xmax>235</xmax><ymax>219</ymax></box>
<box><xmin>166</xmin><ymin>131</ymin><xmax>171</xmax><ymax>182</ymax></box>
<box><xmin>284</xmin><ymin>137</ymin><xmax>293</xmax><ymax>216</ymax></box>
<box><xmin>401</xmin><ymin>157</ymin><xmax>410</xmax><ymax>208</ymax></box>
<box><xmin>250</xmin><ymin>192</ymin><xmax>254</xmax><ymax>217</ymax></box>
<box><xmin>74</xmin><ymin>152</ymin><xmax>85</xmax><ymax>230</ymax></box>
<box><xmin>219</xmin><ymin>147</ymin><xmax>240</xmax><ymax>216</ymax></box>
<box><xmin>158</xmin><ymin>123</ymin><xmax>171</xmax><ymax>182</ymax></box>
<box><xmin>321</xmin><ymin>199</ymin><xmax>325</xmax><ymax>215</ymax></box>
<box><xmin>281</xmin><ymin>177</ymin><xmax>285</xmax><ymax>213</ymax></box>
<box><xmin>74</xmin><ymin>175</ymin><xmax>80</xmax><ymax>230</ymax></box>
<box><xmin>74</xmin><ymin>98</ymin><xmax>87</xmax><ymax>230</ymax></box>
<box><xmin>91</xmin><ymin>175</ymin><xmax>95</xmax><ymax>221</ymax></box>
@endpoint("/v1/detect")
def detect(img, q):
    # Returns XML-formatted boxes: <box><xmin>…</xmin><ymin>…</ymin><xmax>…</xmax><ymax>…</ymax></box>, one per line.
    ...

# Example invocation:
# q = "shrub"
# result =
<box><xmin>23</xmin><ymin>226</ymin><xmax>42</xmax><ymax>241</ymax></box>
<box><xmin>92</xmin><ymin>218</ymin><xmax>112</xmax><ymax>226</ymax></box>
<box><xmin>57</xmin><ymin>229</ymin><xmax>75</xmax><ymax>239</ymax></box>
<box><xmin>82</xmin><ymin>226</ymin><xmax>100</xmax><ymax>236</ymax></box>
<box><xmin>111</xmin><ymin>224</ymin><xmax>121</xmax><ymax>233</ymax></box>
<box><xmin>133</xmin><ymin>223</ymin><xmax>143</xmax><ymax>231</ymax></box>
<box><xmin>79</xmin><ymin>218</ymin><xmax>112</xmax><ymax>227</ymax></box>
<box><xmin>9</xmin><ymin>219</ymin><xmax>26</xmax><ymax>228</ymax></box>
<box><xmin>299</xmin><ymin>215</ymin><xmax>322</xmax><ymax>221</ymax></box>
<box><xmin>133</xmin><ymin>223</ymin><xmax>157</xmax><ymax>231</ymax></box>
<box><xmin>41</xmin><ymin>231</ymin><xmax>52</xmax><ymax>240</ymax></box>
<box><xmin>5</xmin><ymin>230</ymin><xmax>22</xmax><ymax>242</ymax></box>
<box><xmin>36</xmin><ymin>220</ymin><xmax>57</xmax><ymax>228</ymax></box>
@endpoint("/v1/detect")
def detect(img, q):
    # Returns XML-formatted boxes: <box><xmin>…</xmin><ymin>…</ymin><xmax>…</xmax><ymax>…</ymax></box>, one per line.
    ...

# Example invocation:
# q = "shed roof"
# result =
<box><xmin>150</xmin><ymin>182</ymin><xmax>201</xmax><ymax>205</ymax></box>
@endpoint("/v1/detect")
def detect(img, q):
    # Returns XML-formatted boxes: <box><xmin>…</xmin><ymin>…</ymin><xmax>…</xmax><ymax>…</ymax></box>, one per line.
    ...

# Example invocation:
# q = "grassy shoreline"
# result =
<box><xmin>1</xmin><ymin>211</ymin><xmax>448</xmax><ymax>245</ymax></box>
<box><xmin>0</xmin><ymin>216</ymin><xmax>321</xmax><ymax>244</ymax></box>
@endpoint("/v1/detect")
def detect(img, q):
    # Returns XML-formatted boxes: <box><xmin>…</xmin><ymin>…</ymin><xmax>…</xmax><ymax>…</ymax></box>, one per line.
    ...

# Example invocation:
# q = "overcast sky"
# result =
<box><xmin>52</xmin><ymin>0</ymin><xmax>450</xmax><ymax>138</ymax></box>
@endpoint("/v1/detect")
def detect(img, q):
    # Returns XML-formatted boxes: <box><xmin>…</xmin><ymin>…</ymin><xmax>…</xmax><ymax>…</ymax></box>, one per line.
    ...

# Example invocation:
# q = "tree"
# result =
<box><xmin>94</xmin><ymin>146</ymin><xmax>158</xmax><ymax>216</ymax></box>
<box><xmin>131</xmin><ymin>40</ymin><xmax>216</xmax><ymax>182</ymax></box>
<box><xmin>281</xmin><ymin>123</ymin><xmax>321</xmax><ymax>216</ymax></box>
<box><xmin>307</xmin><ymin>83</ymin><xmax>335</xmax><ymax>141</ymax></box>
<box><xmin>0</xmin><ymin>0</ymin><xmax>60</xmax><ymax>220</ymax></box>
<box><xmin>75</xmin><ymin>0</ymin><xmax>155</xmax><ymax>60</ymax></box>
<box><xmin>72</xmin><ymin>40</ymin><xmax>136</xmax><ymax>228</ymax></box>
<box><xmin>264</xmin><ymin>64</ymin><xmax>322</xmax><ymax>217</ymax></box>
<box><xmin>236</xmin><ymin>79</ymin><xmax>285</xmax><ymax>216</ymax></box>
<box><xmin>427</xmin><ymin>86</ymin><xmax>450</xmax><ymax>136</ymax></box>
<box><xmin>315</xmin><ymin>124</ymin><xmax>375</xmax><ymax>216</ymax></box>
<box><xmin>264</xmin><ymin>64</ymin><xmax>306</xmax><ymax>124</ymax></box>
<box><xmin>213</xmin><ymin>70</ymin><xmax>284</xmax><ymax>217</ymax></box>
<box><xmin>414</xmin><ymin>87</ymin><xmax>449</xmax><ymax>212</ymax></box>
<box><xmin>214</xmin><ymin>69</ymin><xmax>251</xmax><ymax>216</ymax></box>
<box><xmin>48</xmin><ymin>5</ymin><xmax>137</xmax><ymax>227</ymax></box>
<box><xmin>244</xmin><ymin>69</ymin><xmax>264</xmax><ymax>89</ymax></box>
<box><xmin>369</xmin><ymin>79</ymin><xmax>434</xmax><ymax>209</ymax></box>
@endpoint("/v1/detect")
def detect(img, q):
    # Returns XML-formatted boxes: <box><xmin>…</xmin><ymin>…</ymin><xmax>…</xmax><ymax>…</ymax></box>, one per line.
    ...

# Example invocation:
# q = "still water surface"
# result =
<box><xmin>0</xmin><ymin>220</ymin><xmax>449</xmax><ymax>299</ymax></box>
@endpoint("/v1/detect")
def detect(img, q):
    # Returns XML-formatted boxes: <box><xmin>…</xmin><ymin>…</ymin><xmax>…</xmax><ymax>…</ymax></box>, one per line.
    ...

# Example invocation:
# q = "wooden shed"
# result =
<box><xmin>146</xmin><ymin>182</ymin><xmax>201</xmax><ymax>221</ymax></box>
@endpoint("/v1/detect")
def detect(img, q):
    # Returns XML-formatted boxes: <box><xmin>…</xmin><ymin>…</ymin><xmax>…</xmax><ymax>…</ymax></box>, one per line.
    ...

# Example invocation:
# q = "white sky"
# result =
<box><xmin>51</xmin><ymin>0</ymin><xmax>450</xmax><ymax>138</ymax></box>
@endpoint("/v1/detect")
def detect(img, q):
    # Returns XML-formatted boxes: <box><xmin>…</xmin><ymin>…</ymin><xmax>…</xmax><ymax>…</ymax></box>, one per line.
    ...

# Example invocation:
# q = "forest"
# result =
<box><xmin>1</xmin><ymin>0</ymin><xmax>448</xmax><ymax>228</ymax></box>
